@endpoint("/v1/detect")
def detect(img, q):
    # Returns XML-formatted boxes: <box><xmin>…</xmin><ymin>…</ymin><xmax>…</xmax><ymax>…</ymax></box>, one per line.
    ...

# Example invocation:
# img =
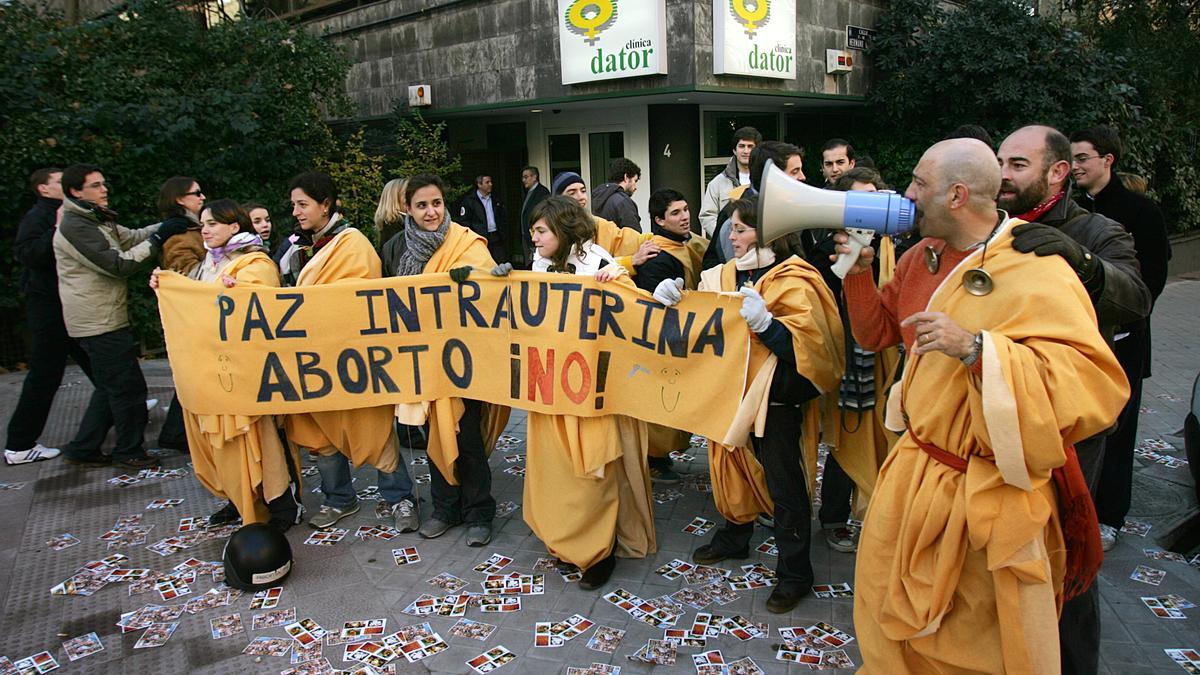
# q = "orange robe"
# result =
<box><xmin>392</xmin><ymin>223</ymin><xmax>510</xmax><ymax>484</ymax></box>
<box><xmin>852</xmin><ymin>221</ymin><xmax>1128</xmax><ymax>674</ymax></box>
<box><xmin>184</xmin><ymin>251</ymin><xmax>301</xmax><ymax>523</ymax></box>
<box><xmin>592</xmin><ymin>216</ymin><xmax>651</xmax><ymax>275</ymax></box>
<box><xmin>284</xmin><ymin>227</ymin><xmax>400</xmax><ymax>473</ymax></box>
<box><xmin>522</xmin><ymin>274</ymin><xmax>656</xmax><ymax>571</ymax></box>
<box><xmin>699</xmin><ymin>256</ymin><xmax>844</xmax><ymax>524</ymax></box>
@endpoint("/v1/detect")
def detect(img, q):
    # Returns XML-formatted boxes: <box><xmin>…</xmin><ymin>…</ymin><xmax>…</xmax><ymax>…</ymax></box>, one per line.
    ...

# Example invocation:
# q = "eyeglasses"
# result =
<box><xmin>183</xmin><ymin>190</ymin><xmax>204</xmax><ymax>197</ymax></box>
<box><xmin>1071</xmin><ymin>155</ymin><xmax>1103</xmax><ymax>165</ymax></box>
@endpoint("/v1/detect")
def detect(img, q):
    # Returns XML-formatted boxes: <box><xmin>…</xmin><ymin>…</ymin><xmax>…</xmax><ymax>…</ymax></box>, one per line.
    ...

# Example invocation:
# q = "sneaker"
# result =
<box><xmin>390</xmin><ymin>498</ymin><xmax>420</xmax><ymax>534</ymax></box>
<box><xmin>5</xmin><ymin>443</ymin><xmax>61</xmax><ymax>465</ymax></box>
<box><xmin>115</xmin><ymin>455</ymin><xmax>159</xmax><ymax>471</ymax></box>
<box><xmin>64</xmin><ymin>452</ymin><xmax>111</xmax><ymax>467</ymax></box>
<box><xmin>1099</xmin><ymin>523</ymin><xmax>1118</xmax><ymax>552</ymax></box>
<box><xmin>419</xmin><ymin>517</ymin><xmax>460</xmax><ymax>539</ymax></box>
<box><xmin>308</xmin><ymin>503</ymin><xmax>360</xmax><ymax>529</ymax></box>
<box><xmin>466</xmin><ymin>524</ymin><xmax>492</xmax><ymax>547</ymax></box>
<box><xmin>824</xmin><ymin>526</ymin><xmax>858</xmax><ymax>553</ymax></box>
<box><xmin>649</xmin><ymin>466</ymin><xmax>682</xmax><ymax>484</ymax></box>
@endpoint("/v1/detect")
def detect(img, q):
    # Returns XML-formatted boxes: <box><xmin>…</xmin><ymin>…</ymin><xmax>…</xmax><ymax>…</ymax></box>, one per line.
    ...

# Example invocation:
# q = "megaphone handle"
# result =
<box><xmin>831</xmin><ymin>228</ymin><xmax>874</xmax><ymax>279</ymax></box>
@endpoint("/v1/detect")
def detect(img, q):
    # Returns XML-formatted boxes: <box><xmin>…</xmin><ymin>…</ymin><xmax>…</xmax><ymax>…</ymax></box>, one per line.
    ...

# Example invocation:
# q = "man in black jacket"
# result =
<box><xmin>1070</xmin><ymin>126</ymin><xmax>1172</xmax><ymax>552</ymax></box>
<box><xmin>4</xmin><ymin>168</ymin><xmax>94</xmax><ymax>465</ymax></box>
<box><xmin>998</xmin><ymin>125</ymin><xmax>1151</xmax><ymax>675</ymax></box>
<box><xmin>518</xmin><ymin>166</ymin><xmax>550</xmax><ymax>267</ymax></box>
<box><xmin>458</xmin><ymin>174</ymin><xmax>507</xmax><ymax>264</ymax></box>
<box><xmin>591</xmin><ymin>158</ymin><xmax>642</xmax><ymax>230</ymax></box>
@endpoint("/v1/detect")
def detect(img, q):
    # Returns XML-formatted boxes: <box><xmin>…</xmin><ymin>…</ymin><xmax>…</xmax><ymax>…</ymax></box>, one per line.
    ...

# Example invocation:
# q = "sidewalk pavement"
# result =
<box><xmin>0</xmin><ymin>278</ymin><xmax>1196</xmax><ymax>674</ymax></box>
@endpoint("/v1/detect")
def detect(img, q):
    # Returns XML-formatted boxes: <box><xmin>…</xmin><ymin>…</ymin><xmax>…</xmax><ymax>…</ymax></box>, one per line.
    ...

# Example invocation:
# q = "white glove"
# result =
<box><xmin>739</xmin><ymin>286</ymin><xmax>773</xmax><ymax>333</ymax></box>
<box><xmin>653</xmin><ymin>277</ymin><xmax>685</xmax><ymax>306</ymax></box>
<box><xmin>490</xmin><ymin>262</ymin><xmax>513</xmax><ymax>276</ymax></box>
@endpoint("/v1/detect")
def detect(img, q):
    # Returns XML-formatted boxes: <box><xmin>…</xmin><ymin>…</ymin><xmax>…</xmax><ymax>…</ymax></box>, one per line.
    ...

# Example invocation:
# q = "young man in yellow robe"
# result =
<box><xmin>631</xmin><ymin>188</ymin><xmax>711</xmax><ymax>483</ymax></box>
<box><xmin>839</xmin><ymin>139</ymin><xmax>1128</xmax><ymax>674</ymax></box>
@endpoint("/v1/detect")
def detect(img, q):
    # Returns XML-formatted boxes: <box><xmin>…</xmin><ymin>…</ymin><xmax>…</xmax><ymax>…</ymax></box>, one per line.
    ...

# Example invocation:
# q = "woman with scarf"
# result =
<box><xmin>654</xmin><ymin>196</ymin><xmax>844</xmax><ymax>613</ymax></box>
<box><xmin>149</xmin><ymin>200</ymin><xmax>302</xmax><ymax>529</ymax></box>
<box><xmin>278</xmin><ymin>171</ymin><xmax>409</xmax><ymax>531</ymax></box>
<box><xmin>515</xmin><ymin>195</ymin><xmax>656</xmax><ymax>589</ymax></box>
<box><xmin>156</xmin><ymin>175</ymin><xmax>207</xmax><ymax>453</ymax></box>
<box><xmin>382</xmin><ymin>173</ymin><xmax>505</xmax><ymax>547</ymax></box>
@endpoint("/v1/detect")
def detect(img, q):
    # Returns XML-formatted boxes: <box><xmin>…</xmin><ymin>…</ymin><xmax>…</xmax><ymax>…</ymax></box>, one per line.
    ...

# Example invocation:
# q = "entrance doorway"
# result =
<box><xmin>546</xmin><ymin>126</ymin><xmax>627</xmax><ymax>192</ymax></box>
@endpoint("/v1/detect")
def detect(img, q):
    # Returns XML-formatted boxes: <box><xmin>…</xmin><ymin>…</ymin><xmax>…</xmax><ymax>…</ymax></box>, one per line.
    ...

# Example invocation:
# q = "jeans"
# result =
<box><xmin>64</xmin><ymin>328</ymin><xmax>148</xmax><ymax>461</ymax></box>
<box><xmin>314</xmin><ymin>449</ymin><xmax>414</xmax><ymax>510</ymax></box>
<box><xmin>428</xmin><ymin>399</ymin><xmax>495</xmax><ymax>525</ymax></box>
<box><xmin>708</xmin><ymin>404</ymin><xmax>813</xmax><ymax>587</ymax></box>
<box><xmin>5</xmin><ymin>295</ymin><xmax>93</xmax><ymax>451</ymax></box>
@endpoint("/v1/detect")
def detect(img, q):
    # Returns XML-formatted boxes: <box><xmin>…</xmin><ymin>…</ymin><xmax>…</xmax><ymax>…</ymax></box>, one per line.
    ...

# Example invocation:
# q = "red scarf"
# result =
<box><xmin>1016</xmin><ymin>188</ymin><xmax>1066</xmax><ymax>222</ymax></box>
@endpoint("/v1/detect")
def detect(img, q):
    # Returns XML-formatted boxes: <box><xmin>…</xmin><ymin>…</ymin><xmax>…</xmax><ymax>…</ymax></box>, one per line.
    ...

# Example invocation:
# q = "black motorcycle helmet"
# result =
<box><xmin>222</xmin><ymin>523</ymin><xmax>293</xmax><ymax>591</ymax></box>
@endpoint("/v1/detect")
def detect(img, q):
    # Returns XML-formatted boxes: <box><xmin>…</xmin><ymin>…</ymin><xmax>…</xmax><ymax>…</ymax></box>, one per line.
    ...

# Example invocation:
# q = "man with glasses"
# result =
<box><xmin>1069</xmin><ymin>126</ymin><xmax>1171</xmax><ymax>554</ymax></box>
<box><xmin>997</xmin><ymin>126</ymin><xmax>1150</xmax><ymax>675</ymax></box>
<box><xmin>53</xmin><ymin>164</ymin><xmax>189</xmax><ymax>470</ymax></box>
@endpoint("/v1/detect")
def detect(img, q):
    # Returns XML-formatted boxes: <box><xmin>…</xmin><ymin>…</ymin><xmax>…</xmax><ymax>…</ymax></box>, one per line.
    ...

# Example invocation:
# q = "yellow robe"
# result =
<box><xmin>645</xmin><ymin>232</ymin><xmax>711</xmax><ymax>458</ymax></box>
<box><xmin>825</xmin><ymin>236</ymin><xmax>901</xmax><ymax>512</ymax></box>
<box><xmin>854</xmin><ymin>224</ymin><xmax>1128</xmax><ymax>674</ymax></box>
<box><xmin>593</xmin><ymin>216</ymin><xmax>651</xmax><ymax>275</ymax></box>
<box><xmin>184</xmin><ymin>251</ymin><xmax>301</xmax><ymax>524</ymax></box>
<box><xmin>523</xmin><ymin>275</ymin><xmax>656</xmax><ymax>571</ymax></box>
<box><xmin>392</xmin><ymin>223</ymin><xmax>511</xmax><ymax>485</ymax></box>
<box><xmin>699</xmin><ymin>257</ymin><xmax>844</xmax><ymax>524</ymax></box>
<box><xmin>284</xmin><ymin>227</ymin><xmax>400</xmax><ymax>473</ymax></box>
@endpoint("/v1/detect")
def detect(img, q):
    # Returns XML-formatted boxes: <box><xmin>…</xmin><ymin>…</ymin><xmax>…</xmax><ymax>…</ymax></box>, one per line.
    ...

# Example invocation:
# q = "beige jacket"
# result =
<box><xmin>53</xmin><ymin>198</ymin><xmax>160</xmax><ymax>338</ymax></box>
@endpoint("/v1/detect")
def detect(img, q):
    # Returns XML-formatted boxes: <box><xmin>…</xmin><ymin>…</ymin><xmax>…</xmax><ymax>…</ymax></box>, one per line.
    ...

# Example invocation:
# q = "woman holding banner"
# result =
<box><xmin>516</xmin><ymin>195</ymin><xmax>656</xmax><ymax>590</ymax></box>
<box><xmin>150</xmin><ymin>200</ymin><xmax>303</xmax><ymax>529</ymax></box>
<box><xmin>382</xmin><ymin>173</ymin><xmax>506</xmax><ymax>547</ymax></box>
<box><xmin>277</xmin><ymin>171</ymin><xmax>411</xmax><ymax>531</ymax></box>
<box><xmin>655</xmin><ymin>196</ymin><xmax>843</xmax><ymax>613</ymax></box>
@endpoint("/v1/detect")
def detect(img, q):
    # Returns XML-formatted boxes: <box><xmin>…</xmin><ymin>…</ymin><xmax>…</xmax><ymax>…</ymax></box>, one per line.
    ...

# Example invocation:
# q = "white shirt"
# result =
<box><xmin>478</xmin><ymin>190</ymin><xmax>496</xmax><ymax>233</ymax></box>
<box><xmin>738</xmin><ymin>171</ymin><xmax>750</xmax><ymax>185</ymax></box>
<box><xmin>532</xmin><ymin>240</ymin><xmax>614</xmax><ymax>276</ymax></box>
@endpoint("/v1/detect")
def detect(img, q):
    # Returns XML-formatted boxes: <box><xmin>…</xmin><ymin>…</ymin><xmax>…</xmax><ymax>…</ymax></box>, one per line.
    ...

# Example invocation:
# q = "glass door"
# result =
<box><xmin>588</xmin><ymin>131</ymin><xmax>625</xmax><ymax>187</ymax></box>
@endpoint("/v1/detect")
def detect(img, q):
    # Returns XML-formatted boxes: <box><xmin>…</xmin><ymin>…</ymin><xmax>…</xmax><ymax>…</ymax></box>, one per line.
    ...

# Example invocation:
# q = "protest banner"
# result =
<box><xmin>157</xmin><ymin>270</ymin><xmax>750</xmax><ymax>442</ymax></box>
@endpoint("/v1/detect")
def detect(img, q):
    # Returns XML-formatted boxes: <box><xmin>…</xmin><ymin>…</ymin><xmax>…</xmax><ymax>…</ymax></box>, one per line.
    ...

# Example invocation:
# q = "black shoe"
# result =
<box><xmin>692</xmin><ymin>543</ymin><xmax>750</xmax><ymax>566</ymax></box>
<box><xmin>208</xmin><ymin>502</ymin><xmax>241</xmax><ymax>527</ymax></box>
<box><xmin>766</xmin><ymin>584</ymin><xmax>808</xmax><ymax>614</ymax></box>
<box><xmin>578</xmin><ymin>553</ymin><xmax>616</xmax><ymax>591</ymax></box>
<box><xmin>64</xmin><ymin>452</ymin><xmax>111</xmax><ymax>467</ymax></box>
<box><xmin>115</xmin><ymin>455</ymin><xmax>159</xmax><ymax>470</ymax></box>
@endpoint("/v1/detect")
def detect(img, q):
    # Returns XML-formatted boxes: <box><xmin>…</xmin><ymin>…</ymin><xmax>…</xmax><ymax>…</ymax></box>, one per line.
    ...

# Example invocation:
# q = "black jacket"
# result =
<box><xmin>591</xmin><ymin>183</ymin><xmax>640</xmax><ymax>230</ymax></box>
<box><xmin>1080</xmin><ymin>178</ymin><xmax>1171</xmax><ymax>304</ymax></box>
<box><xmin>458</xmin><ymin>191</ymin><xmax>506</xmax><ymax>242</ymax></box>
<box><xmin>519</xmin><ymin>183</ymin><xmax>550</xmax><ymax>263</ymax></box>
<box><xmin>1034</xmin><ymin>191</ymin><xmax>1151</xmax><ymax>341</ymax></box>
<box><xmin>14</xmin><ymin>196</ymin><xmax>63</xmax><ymax>299</ymax></box>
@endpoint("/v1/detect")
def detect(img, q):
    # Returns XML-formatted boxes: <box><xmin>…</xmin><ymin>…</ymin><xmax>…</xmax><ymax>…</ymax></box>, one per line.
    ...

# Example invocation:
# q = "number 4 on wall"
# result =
<box><xmin>662</xmin><ymin>144</ymin><xmax>672</xmax><ymax>158</ymax></box>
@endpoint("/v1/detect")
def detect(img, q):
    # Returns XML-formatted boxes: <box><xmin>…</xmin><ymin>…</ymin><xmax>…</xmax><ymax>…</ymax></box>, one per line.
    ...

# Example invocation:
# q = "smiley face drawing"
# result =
<box><xmin>217</xmin><ymin>353</ymin><xmax>234</xmax><ymax>392</ymax></box>
<box><xmin>659</xmin><ymin>367</ymin><xmax>681</xmax><ymax>412</ymax></box>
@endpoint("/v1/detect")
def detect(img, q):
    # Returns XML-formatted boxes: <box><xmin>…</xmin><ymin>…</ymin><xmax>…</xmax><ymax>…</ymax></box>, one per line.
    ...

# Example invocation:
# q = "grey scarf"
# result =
<box><xmin>395</xmin><ymin>210</ymin><xmax>451</xmax><ymax>276</ymax></box>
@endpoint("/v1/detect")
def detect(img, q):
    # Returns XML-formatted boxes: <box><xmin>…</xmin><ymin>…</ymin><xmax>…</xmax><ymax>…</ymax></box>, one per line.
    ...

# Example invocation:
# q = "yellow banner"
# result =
<box><xmin>157</xmin><ymin>270</ymin><xmax>749</xmax><ymax>442</ymax></box>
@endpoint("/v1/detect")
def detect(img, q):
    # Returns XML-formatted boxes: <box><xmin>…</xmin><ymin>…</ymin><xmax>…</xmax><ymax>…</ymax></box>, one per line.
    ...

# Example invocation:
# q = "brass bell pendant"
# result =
<box><xmin>923</xmin><ymin>246</ymin><xmax>940</xmax><ymax>274</ymax></box>
<box><xmin>963</xmin><ymin>268</ymin><xmax>994</xmax><ymax>296</ymax></box>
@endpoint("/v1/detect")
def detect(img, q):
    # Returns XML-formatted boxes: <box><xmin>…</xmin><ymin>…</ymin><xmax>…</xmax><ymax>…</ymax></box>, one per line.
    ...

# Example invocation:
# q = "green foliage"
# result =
<box><xmin>0</xmin><ymin>0</ymin><xmax>350</xmax><ymax>357</ymax></box>
<box><xmin>390</xmin><ymin>109</ymin><xmax>470</xmax><ymax>205</ymax></box>
<box><xmin>314</xmin><ymin>128</ymin><xmax>384</xmax><ymax>245</ymax></box>
<box><xmin>860</xmin><ymin>0</ymin><xmax>1197</xmax><ymax>234</ymax></box>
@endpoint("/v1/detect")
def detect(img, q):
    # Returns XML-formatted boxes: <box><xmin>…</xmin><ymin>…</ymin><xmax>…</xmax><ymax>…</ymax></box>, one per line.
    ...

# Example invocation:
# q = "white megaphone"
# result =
<box><xmin>757</xmin><ymin>159</ymin><xmax>916</xmax><ymax>278</ymax></box>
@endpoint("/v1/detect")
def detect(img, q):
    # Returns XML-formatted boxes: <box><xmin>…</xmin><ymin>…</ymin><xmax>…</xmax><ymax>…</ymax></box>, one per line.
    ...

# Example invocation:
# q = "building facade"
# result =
<box><xmin>297</xmin><ymin>0</ymin><xmax>883</xmax><ymax>259</ymax></box>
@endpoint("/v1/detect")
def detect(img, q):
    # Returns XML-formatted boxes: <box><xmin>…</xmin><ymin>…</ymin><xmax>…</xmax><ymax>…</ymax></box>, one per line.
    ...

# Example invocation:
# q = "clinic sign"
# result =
<box><xmin>558</xmin><ymin>0</ymin><xmax>668</xmax><ymax>85</ymax></box>
<box><xmin>713</xmin><ymin>0</ymin><xmax>796</xmax><ymax>80</ymax></box>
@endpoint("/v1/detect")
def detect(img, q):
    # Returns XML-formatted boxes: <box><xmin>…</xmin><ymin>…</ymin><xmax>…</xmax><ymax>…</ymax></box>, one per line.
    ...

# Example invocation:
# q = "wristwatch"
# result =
<box><xmin>960</xmin><ymin>332</ymin><xmax>983</xmax><ymax>367</ymax></box>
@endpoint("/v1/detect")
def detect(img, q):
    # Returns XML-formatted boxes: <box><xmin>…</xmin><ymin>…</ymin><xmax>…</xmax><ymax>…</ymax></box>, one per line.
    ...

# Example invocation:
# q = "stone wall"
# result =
<box><xmin>306</xmin><ymin>0</ymin><xmax>885</xmax><ymax>119</ymax></box>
